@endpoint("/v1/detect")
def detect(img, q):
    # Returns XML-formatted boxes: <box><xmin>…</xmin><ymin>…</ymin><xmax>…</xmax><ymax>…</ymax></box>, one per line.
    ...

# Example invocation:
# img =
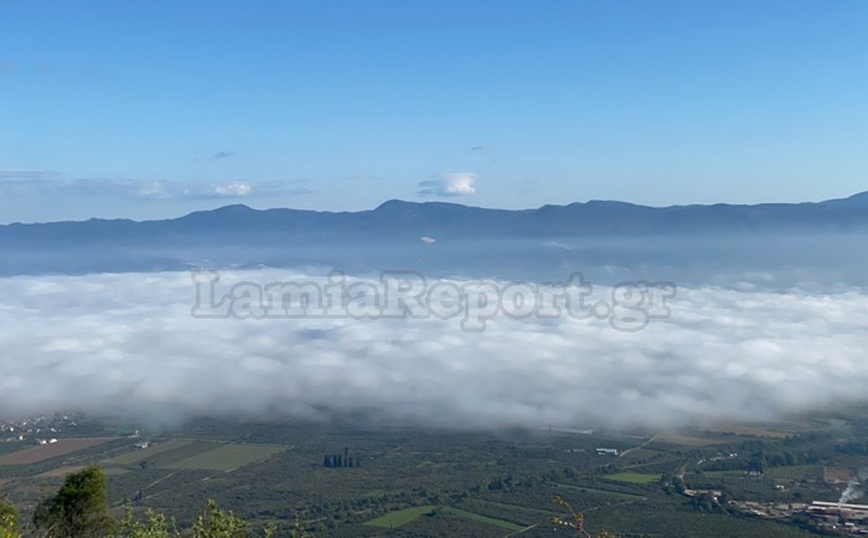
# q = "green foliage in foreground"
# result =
<box><xmin>17</xmin><ymin>467</ymin><xmax>310</xmax><ymax>538</ymax></box>
<box><xmin>1</xmin><ymin>495</ymin><xmax>20</xmax><ymax>538</ymax></box>
<box><xmin>111</xmin><ymin>501</ymin><xmax>270</xmax><ymax>538</ymax></box>
<box><xmin>33</xmin><ymin>465</ymin><xmax>112</xmax><ymax>538</ymax></box>
<box><xmin>112</xmin><ymin>509</ymin><xmax>175</xmax><ymax>538</ymax></box>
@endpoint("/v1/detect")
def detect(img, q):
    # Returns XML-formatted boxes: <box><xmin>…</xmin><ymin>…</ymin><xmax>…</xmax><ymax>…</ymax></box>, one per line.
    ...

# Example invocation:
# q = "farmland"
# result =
<box><xmin>365</xmin><ymin>505</ymin><xmax>436</xmax><ymax>527</ymax></box>
<box><xmin>0</xmin><ymin>437</ymin><xmax>115</xmax><ymax>465</ymax></box>
<box><xmin>439</xmin><ymin>506</ymin><xmax>524</xmax><ymax>531</ymax></box>
<box><xmin>365</xmin><ymin>505</ymin><xmax>524</xmax><ymax>532</ymax></box>
<box><xmin>36</xmin><ymin>465</ymin><xmax>83</xmax><ymax>478</ymax></box>
<box><xmin>107</xmin><ymin>440</ymin><xmax>223</xmax><ymax>469</ymax></box>
<box><xmin>104</xmin><ymin>438</ymin><xmax>195</xmax><ymax>466</ymax></box>
<box><xmin>603</xmin><ymin>472</ymin><xmax>662</xmax><ymax>484</ymax></box>
<box><xmin>2</xmin><ymin>410</ymin><xmax>867</xmax><ymax>536</ymax></box>
<box><xmin>167</xmin><ymin>443</ymin><xmax>285</xmax><ymax>471</ymax></box>
<box><xmin>102</xmin><ymin>439</ymin><xmax>285</xmax><ymax>472</ymax></box>
<box><xmin>553</xmin><ymin>483</ymin><xmax>646</xmax><ymax>500</ymax></box>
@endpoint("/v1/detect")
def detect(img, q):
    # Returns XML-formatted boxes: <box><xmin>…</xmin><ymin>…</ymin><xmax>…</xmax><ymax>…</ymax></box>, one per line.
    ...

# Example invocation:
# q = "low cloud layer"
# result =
<box><xmin>0</xmin><ymin>177</ymin><xmax>313</xmax><ymax>204</ymax></box>
<box><xmin>0</xmin><ymin>170</ymin><xmax>60</xmax><ymax>180</ymax></box>
<box><xmin>1</xmin><ymin>270</ymin><xmax>866</xmax><ymax>429</ymax></box>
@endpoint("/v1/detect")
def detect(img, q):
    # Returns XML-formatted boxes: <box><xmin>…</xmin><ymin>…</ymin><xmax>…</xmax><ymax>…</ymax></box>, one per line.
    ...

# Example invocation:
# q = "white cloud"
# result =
<box><xmin>0</xmin><ymin>269</ymin><xmax>866</xmax><ymax>429</ymax></box>
<box><xmin>136</xmin><ymin>181</ymin><xmax>172</xmax><ymax>199</ymax></box>
<box><xmin>213</xmin><ymin>181</ymin><xmax>252</xmax><ymax>197</ymax></box>
<box><xmin>418</xmin><ymin>172</ymin><xmax>477</xmax><ymax>197</ymax></box>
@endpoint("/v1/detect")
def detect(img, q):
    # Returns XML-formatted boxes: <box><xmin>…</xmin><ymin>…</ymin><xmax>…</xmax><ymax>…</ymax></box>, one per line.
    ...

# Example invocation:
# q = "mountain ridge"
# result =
<box><xmin>1</xmin><ymin>192</ymin><xmax>867</xmax><ymax>249</ymax></box>
<box><xmin>2</xmin><ymin>192</ymin><xmax>867</xmax><ymax>278</ymax></box>
<box><xmin>4</xmin><ymin>190</ymin><xmax>868</xmax><ymax>228</ymax></box>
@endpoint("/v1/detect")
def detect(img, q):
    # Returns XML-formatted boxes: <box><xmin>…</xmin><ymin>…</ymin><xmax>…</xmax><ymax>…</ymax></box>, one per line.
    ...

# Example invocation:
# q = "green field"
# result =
<box><xmin>365</xmin><ymin>505</ymin><xmax>436</xmax><ymax>527</ymax></box>
<box><xmin>104</xmin><ymin>439</ymin><xmax>195</xmax><ymax>466</ymax></box>
<box><xmin>365</xmin><ymin>505</ymin><xmax>524</xmax><ymax>531</ymax></box>
<box><xmin>440</xmin><ymin>507</ymin><xmax>525</xmax><ymax>531</ymax></box>
<box><xmin>167</xmin><ymin>443</ymin><xmax>285</xmax><ymax>471</ymax></box>
<box><xmin>469</xmin><ymin>499</ymin><xmax>556</xmax><ymax>517</ymax></box>
<box><xmin>765</xmin><ymin>465</ymin><xmax>824</xmax><ymax>481</ymax></box>
<box><xmin>703</xmin><ymin>470</ymin><xmax>746</xmax><ymax>478</ymax></box>
<box><xmin>702</xmin><ymin>423</ymin><xmax>796</xmax><ymax>439</ymax></box>
<box><xmin>617</xmin><ymin>447</ymin><xmax>664</xmax><ymax>463</ymax></box>
<box><xmin>554</xmin><ymin>483</ymin><xmax>645</xmax><ymax>500</ymax></box>
<box><xmin>649</xmin><ymin>433</ymin><xmax>723</xmax><ymax>447</ymax></box>
<box><xmin>604</xmin><ymin>472</ymin><xmax>662</xmax><ymax>484</ymax></box>
<box><xmin>131</xmin><ymin>440</ymin><xmax>224</xmax><ymax>468</ymax></box>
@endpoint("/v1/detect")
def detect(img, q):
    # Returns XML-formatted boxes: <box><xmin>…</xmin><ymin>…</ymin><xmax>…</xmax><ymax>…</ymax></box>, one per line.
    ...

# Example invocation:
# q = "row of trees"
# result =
<box><xmin>0</xmin><ymin>466</ymin><xmax>310</xmax><ymax>538</ymax></box>
<box><xmin>320</xmin><ymin>455</ymin><xmax>357</xmax><ymax>469</ymax></box>
<box><xmin>321</xmin><ymin>448</ymin><xmax>358</xmax><ymax>469</ymax></box>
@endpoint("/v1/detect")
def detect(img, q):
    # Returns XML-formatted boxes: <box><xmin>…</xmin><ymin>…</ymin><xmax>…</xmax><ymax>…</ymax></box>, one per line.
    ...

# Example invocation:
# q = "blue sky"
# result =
<box><xmin>1</xmin><ymin>0</ymin><xmax>866</xmax><ymax>223</ymax></box>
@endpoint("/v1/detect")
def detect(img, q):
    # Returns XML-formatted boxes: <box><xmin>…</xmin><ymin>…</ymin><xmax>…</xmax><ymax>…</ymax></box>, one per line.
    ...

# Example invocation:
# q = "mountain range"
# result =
<box><xmin>3</xmin><ymin>191</ymin><xmax>868</xmax><ymax>245</ymax></box>
<box><xmin>2</xmin><ymin>193</ymin><xmax>867</xmax><ymax>279</ymax></box>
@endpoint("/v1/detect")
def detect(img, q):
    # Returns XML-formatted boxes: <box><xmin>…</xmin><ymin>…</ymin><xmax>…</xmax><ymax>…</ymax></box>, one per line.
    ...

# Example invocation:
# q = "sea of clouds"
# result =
<box><xmin>1</xmin><ymin>268</ymin><xmax>866</xmax><ymax>430</ymax></box>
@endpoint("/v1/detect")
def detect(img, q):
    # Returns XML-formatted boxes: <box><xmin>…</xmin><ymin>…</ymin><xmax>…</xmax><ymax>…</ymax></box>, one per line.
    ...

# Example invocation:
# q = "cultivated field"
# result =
<box><xmin>167</xmin><ymin>443</ymin><xmax>285</xmax><ymax>471</ymax></box>
<box><xmin>765</xmin><ymin>465</ymin><xmax>825</xmax><ymax>482</ymax></box>
<box><xmin>440</xmin><ymin>507</ymin><xmax>524</xmax><ymax>531</ymax></box>
<box><xmin>104</xmin><ymin>439</ymin><xmax>285</xmax><ymax>472</ymax></box>
<box><xmin>365</xmin><ymin>505</ymin><xmax>436</xmax><ymax>527</ymax></box>
<box><xmin>108</xmin><ymin>440</ymin><xmax>223</xmax><ymax>469</ymax></box>
<box><xmin>604</xmin><ymin>472</ymin><xmax>662</xmax><ymax>484</ymax></box>
<box><xmin>36</xmin><ymin>465</ymin><xmax>84</xmax><ymax>478</ymax></box>
<box><xmin>554</xmin><ymin>483</ymin><xmax>646</xmax><ymax>500</ymax></box>
<box><xmin>823</xmin><ymin>466</ymin><xmax>852</xmax><ymax>483</ymax></box>
<box><xmin>647</xmin><ymin>433</ymin><xmax>724</xmax><ymax>448</ymax></box>
<box><xmin>104</xmin><ymin>438</ymin><xmax>195</xmax><ymax>466</ymax></box>
<box><xmin>703</xmin><ymin>424</ymin><xmax>795</xmax><ymax>439</ymax></box>
<box><xmin>365</xmin><ymin>505</ymin><xmax>524</xmax><ymax>532</ymax></box>
<box><xmin>0</xmin><ymin>438</ymin><xmax>115</xmax><ymax>465</ymax></box>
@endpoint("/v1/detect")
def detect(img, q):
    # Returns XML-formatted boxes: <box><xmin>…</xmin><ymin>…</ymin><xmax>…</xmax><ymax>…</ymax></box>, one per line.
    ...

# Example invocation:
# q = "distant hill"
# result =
<box><xmin>2</xmin><ymin>193</ymin><xmax>867</xmax><ymax>278</ymax></box>
<box><xmin>2</xmin><ymin>193</ymin><xmax>868</xmax><ymax>246</ymax></box>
